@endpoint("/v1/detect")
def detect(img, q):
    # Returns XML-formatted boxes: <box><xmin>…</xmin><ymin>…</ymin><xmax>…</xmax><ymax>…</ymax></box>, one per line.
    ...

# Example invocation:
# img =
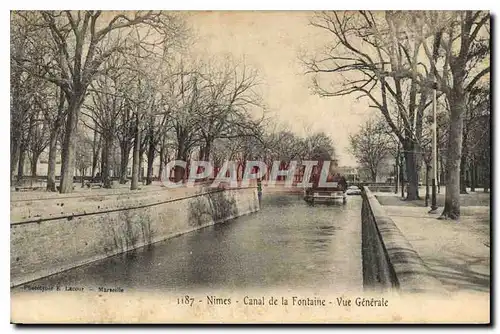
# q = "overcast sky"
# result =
<box><xmin>187</xmin><ymin>11</ymin><xmax>372</xmax><ymax>166</ymax></box>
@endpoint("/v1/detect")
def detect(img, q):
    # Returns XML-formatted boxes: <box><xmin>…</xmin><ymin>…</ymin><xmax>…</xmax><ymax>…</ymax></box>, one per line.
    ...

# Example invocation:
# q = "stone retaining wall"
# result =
<box><xmin>11</xmin><ymin>187</ymin><xmax>259</xmax><ymax>287</ymax></box>
<box><xmin>361</xmin><ymin>187</ymin><xmax>443</xmax><ymax>293</ymax></box>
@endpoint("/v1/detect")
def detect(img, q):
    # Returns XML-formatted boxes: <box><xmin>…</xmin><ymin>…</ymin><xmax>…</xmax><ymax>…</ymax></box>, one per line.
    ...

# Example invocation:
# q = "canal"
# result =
<box><xmin>13</xmin><ymin>194</ymin><xmax>362</xmax><ymax>293</ymax></box>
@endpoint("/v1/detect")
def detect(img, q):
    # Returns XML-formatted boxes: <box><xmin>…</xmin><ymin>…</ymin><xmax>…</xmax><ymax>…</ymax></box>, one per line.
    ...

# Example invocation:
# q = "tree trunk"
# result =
<box><xmin>10</xmin><ymin>127</ymin><xmax>21</xmax><ymax>185</ymax></box>
<box><xmin>174</xmin><ymin>141</ymin><xmax>186</xmax><ymax>183</ymax></box>
<box><xmin>139</xmin><ymin>150</ymin><xmax>145</xmax><ymax>184</ymax></box>
<box><xmin>203</xmin><ymin>140</ymin><xmax>212</xmax><ymax>161</ymax></box>
<box><xmin>195</xmin><ymin>139</ymin><xmax>212</xmax><ymax>182</ymax></box>
<box><xmin>130</xmin><ymin>113</ymin><xmax>140</xmax><ymax>190</ymax></box>
<box><xmin>198</xmin><ymin>145</ymin><xmax>205</xmax><ymax>161</ymax></box>
<box><xmin>46</xmin><ymin>130</ymin><xmax>58</xmax><ymax>192</ymax></box>
<box><xmin>101</xmin><ymin>133</ymin><xmax>112</xmax><ymax>188</ymax></box>
<box><xmin>146</xmin><ymin>138</ymin><xmax>156</xmax><ymax>185</ymax></box>
<box><xmin>91</xmin><ymin>128</ymin><xmax>101</xmax><ymax>178</ymax></box>
<box><xmin>174</xmin><ymin>157</ymin><xmax>185</xmax><ymax>182</ymax></box>
<box><xmin>400</xmin><ymin>157</ymin><xmax>405</xmax><ymax>198</ymax></box>
<box><xmin>158</xmin><ymin>145</ymin><xmax>166</xmax><ymax>181</ymax></box>
<box><xmin>437</xmin><ymin>157</ymin><xmax>441</xmax><ymax>194</ymax></box>
<box><xmin>436</xmin><ymin>138</ymin><xmax>440</xmax><ymax>194</ymax></box>
<box><xmin>17</xmin><ymin>139</ymin><xmax>27</xmax><ymax>181</ymax></box>
<box><xmin>460</xmin><ymin>120</ymin><xmax>468</xmax><ymax>194</ymax></box>
<box><xmin>119</xmin><ymin>142</ymin><xmax>131</xmax><ymax>184</ymax></box>
<box><xmin>460</xmin><ymin>154</ymin><xmax>468</xmax><ymax>194</ymax></box>
<box><xmin>425</xmin><ymin>163</ymin><xmax>430</xmax><ymax>207</ymax></box>
<box><xmin>59</xmin><ymin>95</ymin><xmax>83</xmax><ymax>193</ymax></box>
<box><xmin>394</xmin><ymin>151</ymin><xmax>399</xmax><ymax>194</ymax></box>
<box><xmin>11</xmin><ymin>37</ymin><xmax>26</xmax><ymax>185</ymax></box>
<box><xmin>370</xmin><ymin>169</ymin><xmax>377</xmax><ymax>182</ymax></box>
<box><xmin>470</xmin><ymin>160</ymin><xmax>476</xmax><ymax>192</ymax></box>
<box><xmin>30</xmin><ymin>151</ymin><xmax>41</xmax><ymax>177</ymax></box>
<box><xmin>80</xmin><ymin>168</ymin><xmax>85</xmax><ymax>188</ymax></box>
<box><xmin>100</xmin><ymin>145</ymin><xmax>105</xmax><ymax>180</ymax></box>
<box><xmin>483</xmin><ymin>162</ymin><xmax>490</xmax><ymax>192</ymax></box>
<box><xmin>440</xmin><ymin>92</ymin><xmax>464</xmax><ymax>220</ymax></box>
<box><xmin>404</xmin><ymin>140</ymin><xmax>420</xmax><ymax>200</ymax></box>
<box><xmin>439</xmin><ymin>153</ymin><xmax>445</xmax><ymax>193</ymax></box>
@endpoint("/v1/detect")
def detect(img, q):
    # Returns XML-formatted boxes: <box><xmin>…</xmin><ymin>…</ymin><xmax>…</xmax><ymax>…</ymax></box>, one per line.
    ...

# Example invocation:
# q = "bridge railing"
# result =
<box><xmin>361</xmin><ymin>186</ymin><xmax>444</xmax><ymax>293</ymax></box>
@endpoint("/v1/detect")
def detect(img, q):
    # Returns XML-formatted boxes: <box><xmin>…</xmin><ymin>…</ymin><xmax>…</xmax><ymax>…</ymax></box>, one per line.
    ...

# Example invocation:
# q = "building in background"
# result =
<box><xmin>336</xmin><ymin>166</ymin><xmax>360</xmax><ymax>183</ymax></box>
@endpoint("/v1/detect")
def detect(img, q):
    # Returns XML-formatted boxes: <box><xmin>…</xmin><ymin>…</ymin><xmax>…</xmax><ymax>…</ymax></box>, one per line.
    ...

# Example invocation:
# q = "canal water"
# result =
<box><xmin>13</xmin><ymin>194</ymin><xmax>363</xmax><ymax>293</ymax></box>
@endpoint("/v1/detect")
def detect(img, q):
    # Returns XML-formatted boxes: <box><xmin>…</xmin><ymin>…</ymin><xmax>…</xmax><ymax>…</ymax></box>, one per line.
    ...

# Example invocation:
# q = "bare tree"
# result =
<box><xmin>144</xmin><ymin>112</ymin><xmax>170</xmax><ymax>185</ymax></box>
<box><xmin>10</xmin><ymin>12</ymin><xmax>48</xmax><ymax>183</ymax></box>
<box><xmin>116</xmin><ymin>99</ymin><xmax>135</xmax><ymax>184</ymax></box>
<box><xmin>164</xmin><ymin>63</ymin><xmax>204</xmax><ymax>181</ymax></box>
<box><xmin>127</xmin><ymin>62</ymin><xmax>162</xmax><ymax>190</ymax></box>
<box><xmin>27</xmin><ymin>110</ymin><xmax>50</xmax><ymax>177</ymax></box>
<box><xmin>304</xmin><ymin>132</ymin><xmax>336</xmax><ymax>161</ymax></box>
<box><xmin>459</xmin><ymin>85</ymin><xmax>490</xmax><ymax>193</ymax></box>
<box><xmin>197</xmin><ymin>59</ymin><xmax>264</xmax><ymax>162</ymax></box>
<box><xmin>75</xmin><ymin>128</ymin><xmax>94</xmax><ymax>187</ymax></box>
<box><xmin>45</xmin><ymin>88</ymin><xmax>67</xmax><ymax>191</ymax></box>
<box><xmin>349</xmin><ymin>118</ymin><xmax>394</xmax><ymax>182</ymax></box>
<box><xmin>416</xmin><ymin>11</ymin><xmax>489</xmax><ymax>219</ymax></box>
<box><xmin>12</xmin><ymin>10</ymin><xmax>187</xmax><ymax>193</ymax></box>
<box><xmin>302</xmin><ymin>11</ymin><xmax>442</xmax><ymax>200</ymax></box>
<box><xmin>82</xmin><ymin>57</ymin><xmax>130</xmax><ymax>188</ymax></box>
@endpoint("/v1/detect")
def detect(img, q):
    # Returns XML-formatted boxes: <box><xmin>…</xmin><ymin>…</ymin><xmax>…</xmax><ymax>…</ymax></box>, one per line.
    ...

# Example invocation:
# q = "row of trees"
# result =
<box><xmin>210</xmin><ymin>128</ymin><xmax>337</xmax><ymax>176</ymax></box>
<box><xmin>11</xmin><ymin>11</ymin><xmax>190</xmax><ymax>192</ymax></box>
<box><xmin>10</xmin><ymin>11</ymin><xmax>261</xmax><ymax>191</ymax></box>
<box><xmin>303</xmin><ymin>11</ymin><xmax>490</xmax><ymax>219</ymax></box>
<box><xmin>349</xmin><ymin>92</ymin><xmax>490</xmax><ymax>193</ymax></box>
<box><xmin>11</xmin><ymin>10</ymin><xmax>339</xmax><ymax>193</ymax></box>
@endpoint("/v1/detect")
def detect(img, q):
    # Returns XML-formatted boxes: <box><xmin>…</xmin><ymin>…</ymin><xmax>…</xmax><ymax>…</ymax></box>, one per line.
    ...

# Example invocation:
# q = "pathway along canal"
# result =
<box><xmin>13</xmin><ymin>194</ymin><xmax>362</xmax><ymax>293</ymax></box>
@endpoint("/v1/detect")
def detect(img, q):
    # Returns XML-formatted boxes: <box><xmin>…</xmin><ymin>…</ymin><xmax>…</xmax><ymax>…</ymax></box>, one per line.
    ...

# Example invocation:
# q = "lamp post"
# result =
<box><xmin>430</xmin><ymin>82</ymin><xmax>438</xmax><ymax>212</ymax></box>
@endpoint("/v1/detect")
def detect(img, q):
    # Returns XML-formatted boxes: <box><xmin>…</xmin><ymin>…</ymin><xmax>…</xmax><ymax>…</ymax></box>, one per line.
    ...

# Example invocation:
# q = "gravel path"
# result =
<box><xmin>376</xmin><ymin>193</ymin><xmax>490</xmax><ymax>294</ymax></box>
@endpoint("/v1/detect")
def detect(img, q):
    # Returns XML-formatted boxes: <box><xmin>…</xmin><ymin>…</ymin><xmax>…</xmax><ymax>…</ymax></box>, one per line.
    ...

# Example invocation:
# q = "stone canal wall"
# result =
<box><xmin>11</xmin><ymin>187</ymin><xmax>259</xmax><ymax>287</ymax></box>
<box><xmin>361</xmin><ymin>187</ymin><xmax>443</xmax><ymax>293</ymax></box>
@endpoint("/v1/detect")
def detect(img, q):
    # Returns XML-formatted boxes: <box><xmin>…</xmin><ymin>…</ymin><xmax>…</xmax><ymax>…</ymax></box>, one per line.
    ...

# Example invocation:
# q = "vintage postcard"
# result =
<box><xmin>10</xmin><ymin>10</ymin><xmax>490</xmax><ymax>324</ymax></box>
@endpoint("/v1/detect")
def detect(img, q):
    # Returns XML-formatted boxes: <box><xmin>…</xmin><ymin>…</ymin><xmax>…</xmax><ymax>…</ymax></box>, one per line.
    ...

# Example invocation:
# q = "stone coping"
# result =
<box><xmin>11</xmin><ymin>186</ymin><xmax>256</xmax><ymax>226</ymax></box>
<box><xmin>363</xmin><ymin>186</ymin><xmax>445</xmax><ymax>294</ymax></box>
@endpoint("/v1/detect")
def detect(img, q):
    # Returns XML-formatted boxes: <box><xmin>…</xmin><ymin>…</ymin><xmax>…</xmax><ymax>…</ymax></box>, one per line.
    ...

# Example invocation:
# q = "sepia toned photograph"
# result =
<box><xmin>9</xmin><ymin>9</ymin><xmax>491</xmax><ymax>324</ymax></box>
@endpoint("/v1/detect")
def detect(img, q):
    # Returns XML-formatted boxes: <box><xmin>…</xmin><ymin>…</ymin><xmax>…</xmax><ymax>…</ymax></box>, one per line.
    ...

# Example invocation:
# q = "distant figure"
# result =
<box><xmin>94</xmin><ymin>172</ymin><xmax>101</xmax><ymax>182</ymax></box>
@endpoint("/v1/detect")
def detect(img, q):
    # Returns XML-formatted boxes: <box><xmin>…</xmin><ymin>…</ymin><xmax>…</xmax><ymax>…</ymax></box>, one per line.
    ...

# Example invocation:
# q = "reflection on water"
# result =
<box><xmin>13</xmin><ymin>194</ymin><xmax>363</xmax><ymax>292</ymax></box>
